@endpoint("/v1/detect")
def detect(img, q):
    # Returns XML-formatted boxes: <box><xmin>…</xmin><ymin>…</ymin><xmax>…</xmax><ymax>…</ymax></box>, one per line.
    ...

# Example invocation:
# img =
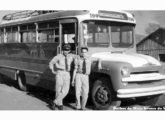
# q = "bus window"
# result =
<box><xmin>6</xmin><ymin>26</ymin><xmax>19</xmax><ymax>43</ymax></box>
<box><xmin>0</xmin><ymin>28</ymin><xmax>4</xmax><ymax>43</ymax></box>
<box><xmin>82</xmin><ymin>22</ymin><xmax>110</xmax><ymax>47</ymax></box>
<box><xmin>38</xmin><ymin>29</ymin><xmax>59</xmax><ymax>43</ymax></box>
<box><xmin>20</xmin><ymin>24</ymin><xmax>36</xmax><ymax>43</ymax></box>
<box><xmin>82</xmin><ymin>20</ymin><xmax>134</xmax><ymax>48</ymax></box>
<box><xmin>22</xmin><ymin>31</ymin><xmax>36</xmax><ymax>43</ymax></box>
<box><xmin>38</xmin><ymin>30</ymin><xmax>55</xmax><ymax>43</ymax></box>
<box><xmin>38</xmin><ymin>21</ymin><xmax>59</xmax><ymax>43</ymax></box>
<box><xmin>55</xmin><ymin>28</ymin><xmax>59</xmax><ymax>42</ymax></box>
<box><xmin>61</xmin><ymin>23</ymin><xmax>77</xmax><ymax>51</ymax></box>
<box><xmin>111</xmin><ymin>26</ymin><xmax>133</xmax><ymax>47</ymax></box>
<box><xmin>63</xmin><ymin>34</ymin><xmax>75</xmax><ymax>43</ymax></box>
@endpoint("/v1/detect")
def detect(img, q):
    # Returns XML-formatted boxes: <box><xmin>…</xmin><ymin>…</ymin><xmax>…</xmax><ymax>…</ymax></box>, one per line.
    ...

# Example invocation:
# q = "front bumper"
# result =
<box><xmin>117</xmin><ymin>85</ymin><xmax>165</xmax><ymax>98</ymax></box>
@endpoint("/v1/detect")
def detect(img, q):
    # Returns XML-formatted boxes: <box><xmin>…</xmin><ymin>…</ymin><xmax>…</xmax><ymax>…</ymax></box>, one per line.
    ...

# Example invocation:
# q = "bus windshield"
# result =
<box><xmin>82</xmin><ymin>20</ymin><xmax>134</xmax><ymax>48</ymax></box>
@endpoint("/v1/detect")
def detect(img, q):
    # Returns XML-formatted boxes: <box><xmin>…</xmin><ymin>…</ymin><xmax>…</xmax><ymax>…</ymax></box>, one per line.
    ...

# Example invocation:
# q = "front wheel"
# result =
<box><xmin>92</xmin><ymin>78</ymin><xmax>121</xmax><ymax>110</ymax></box>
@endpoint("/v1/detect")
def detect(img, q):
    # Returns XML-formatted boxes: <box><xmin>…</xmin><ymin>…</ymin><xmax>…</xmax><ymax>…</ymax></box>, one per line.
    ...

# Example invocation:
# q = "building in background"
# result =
<box><xmin>137</xmin><ymin>27</ymin><xmax>165</xmax><ymax>62</ymax></box>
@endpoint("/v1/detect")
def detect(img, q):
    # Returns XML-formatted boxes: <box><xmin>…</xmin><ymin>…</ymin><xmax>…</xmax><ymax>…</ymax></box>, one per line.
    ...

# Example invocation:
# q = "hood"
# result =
<box><xmin>91</xmin><ymin>52</ymin><xmax>161</xmax><ymax>68</ymax></box>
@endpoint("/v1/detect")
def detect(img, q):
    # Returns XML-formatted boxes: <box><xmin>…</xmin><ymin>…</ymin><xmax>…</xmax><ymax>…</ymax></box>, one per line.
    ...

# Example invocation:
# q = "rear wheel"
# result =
<box><xmin>17</xmin><ymin>71</ymin><xmax>27</xmax><ymax>91</ymax></box>
<box><xmin>92</xmin><ymin>78</ymin><xmax>121</xmax><ymax>110</ymax></box>
<box><xmin>0</xmin><ymin>74</ymin><xmax>4</xmax><ymax>83</ymax></box>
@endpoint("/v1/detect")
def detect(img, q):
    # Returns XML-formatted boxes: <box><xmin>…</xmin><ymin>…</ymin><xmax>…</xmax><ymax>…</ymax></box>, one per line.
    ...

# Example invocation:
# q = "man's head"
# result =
<box><xmin>62</xmin><ymin>44</ymin><xmax>71</xmax><ymax>56</ymax></box>
<box><xmin>80</xmin><ymin>47</ymin><xmax>88</xmax><ymax>58</ymax></box>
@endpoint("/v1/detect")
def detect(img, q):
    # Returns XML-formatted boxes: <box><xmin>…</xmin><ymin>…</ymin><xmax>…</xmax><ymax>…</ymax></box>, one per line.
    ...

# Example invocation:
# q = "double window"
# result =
<box><xmin>21</xmin><ymin>31</ymin><xmax>36</xmax><ymax>43</ymax></box>
<box><xmin>0</xmin><ymin>29</ymin><xmax>4</xmax><ymax>43</ymax></box>
<box><xmin>6</xmin><ymin>26</ymin><xmax>19</xmax><ymax>43</ymax></box>
<box><xmin>82</xmin><ymin>20</ymin><xmax>134</xmax><ymax>48</ymax></box>
<box><xmin>38</xmin><ymin>21</ymin><xmax>59</xmax><ymax>43</ymax></box>
<box><xmin>20</xmin><ymin>24</ymin><xmax>36</xmax><ymax>43</ymax></box>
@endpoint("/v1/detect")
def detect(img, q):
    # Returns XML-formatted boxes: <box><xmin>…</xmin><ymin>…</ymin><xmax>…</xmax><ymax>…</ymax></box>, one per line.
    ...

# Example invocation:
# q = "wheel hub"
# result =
<box><xmin>95</xmin><ymin>86</ymin><xmax>109</xmax><ymax>104</ymax></box>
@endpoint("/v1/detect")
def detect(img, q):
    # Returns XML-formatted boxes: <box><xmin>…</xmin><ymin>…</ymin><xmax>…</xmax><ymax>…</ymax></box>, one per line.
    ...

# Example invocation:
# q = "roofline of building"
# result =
<box><xmin>137</xmin><ymin>27</ymin><xmax>165</xmax><ymax>46</ymax></box>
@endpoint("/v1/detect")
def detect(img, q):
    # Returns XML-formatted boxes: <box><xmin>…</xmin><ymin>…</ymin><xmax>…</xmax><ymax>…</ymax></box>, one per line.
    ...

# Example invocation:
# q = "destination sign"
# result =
<box><xmin>98</xmin><ymin>10</ymin><xmax>128</xmax><ymax>20</ymax></box>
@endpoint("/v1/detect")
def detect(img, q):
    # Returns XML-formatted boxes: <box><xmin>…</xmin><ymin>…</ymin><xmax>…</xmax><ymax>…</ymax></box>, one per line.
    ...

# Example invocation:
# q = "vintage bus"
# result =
<box><xmin>0</xmin><ymin>10</ymin><xmax>165</xmax><ymax>110</ymax></box>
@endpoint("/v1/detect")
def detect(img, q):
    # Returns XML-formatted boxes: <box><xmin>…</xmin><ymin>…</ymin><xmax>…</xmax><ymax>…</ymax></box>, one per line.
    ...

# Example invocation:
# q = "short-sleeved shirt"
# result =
<box><xmin>49</xmin><ymin>54</ymin><xmax>73</xmax><ymax>72</ymax></box>
<box><xmin>74</xmin><ymin>55</ymin><xmax>91</xmax><ymax>75</ymax></box>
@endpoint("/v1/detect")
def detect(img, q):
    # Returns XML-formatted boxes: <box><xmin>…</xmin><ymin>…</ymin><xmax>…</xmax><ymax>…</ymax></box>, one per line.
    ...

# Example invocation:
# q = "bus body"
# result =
<box><xmin>0</xmin><ymin>10</ymin><xmax>165</xmax><ymax>109</ymax></box>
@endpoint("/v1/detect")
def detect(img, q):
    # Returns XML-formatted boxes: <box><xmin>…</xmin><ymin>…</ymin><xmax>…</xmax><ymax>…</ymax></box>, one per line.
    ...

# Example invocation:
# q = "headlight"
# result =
<box><xmin>121</xmin><ymin>66</ymin><xmax>130</xmax><ymax>77</ymax></box>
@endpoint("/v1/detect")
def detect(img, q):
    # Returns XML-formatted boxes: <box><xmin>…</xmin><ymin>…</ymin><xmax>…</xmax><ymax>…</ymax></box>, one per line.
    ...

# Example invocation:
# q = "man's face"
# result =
<box><xmin>81</xmin><ymin>49</ymin><xmax>88</xmax><ymax>57</ymax></box>
<box><xmin>63</xmin><ymin>50</ymin><xmax>70</xmax><ymax>56</ymax></box>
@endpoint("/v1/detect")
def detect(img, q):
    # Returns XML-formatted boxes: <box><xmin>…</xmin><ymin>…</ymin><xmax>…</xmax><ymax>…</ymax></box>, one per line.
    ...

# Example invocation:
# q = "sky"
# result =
<box><xmin>130</xmin><ymin>11</ymin><xmax>165</xmax><ymax>35</ymax></box>
<box><xmin>0</xmin><ymin>10</ymin><xmax>165</xmax><ymax>36</ymax></box>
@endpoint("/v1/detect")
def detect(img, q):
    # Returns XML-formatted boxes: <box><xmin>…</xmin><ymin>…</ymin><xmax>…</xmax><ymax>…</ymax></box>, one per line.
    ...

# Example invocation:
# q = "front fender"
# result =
<box><xmin>91</xmin><ymin>60</ymin><xmax>133</xmax><ymax>91</ymax></box>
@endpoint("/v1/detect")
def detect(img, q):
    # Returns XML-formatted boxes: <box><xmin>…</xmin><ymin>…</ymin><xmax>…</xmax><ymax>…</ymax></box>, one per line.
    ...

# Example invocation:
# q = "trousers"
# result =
<box><xmin>75</xmin><ymin>73</ymin><xmax>89</xmax><ymax>109</ymax></box>
<box><xmin>54</xmin><ymin>70</ymin><xmax>70</xmax><ymax>106</ymax></box>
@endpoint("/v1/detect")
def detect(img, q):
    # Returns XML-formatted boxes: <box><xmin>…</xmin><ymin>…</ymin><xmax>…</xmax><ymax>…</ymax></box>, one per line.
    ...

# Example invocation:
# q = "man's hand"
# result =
<box><xmin>72</xmin><ymin>80</ymin><xmax>75</xmax><ymax>87</ymax></box>
<box><xmin>72</xmin><ymin>70</ymin><xmax>77</xmax><ymax>87</ymax></box>
<box><xmin>52</xmin><ymin>70</ymin><xmax>56</xmax><ymax>74</ymax></box>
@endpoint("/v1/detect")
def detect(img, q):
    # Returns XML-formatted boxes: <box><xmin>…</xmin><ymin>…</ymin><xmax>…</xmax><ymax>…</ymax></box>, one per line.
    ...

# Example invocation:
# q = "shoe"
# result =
<box><xmin>81</xmin><ymin>108</ymin><xmax>87</xmax><ymax>110</ymax></box>
<box><xmin>51</xmin><ymin>103</ymin><xmax>56</xmax><ymax>110</ymax></box>
<box><xmin>76</xmin><ymin>108</ymin><xmax>81</xmax><ymax>110</ymax></box>
<box><xmin>58</xmin><ymin>105</ymin><xmax>63</xmax><ymax>110</ymax></box>
<box><xmin>76</xmin><ymin>105</ymin><xmax>81</xmax><ymax>110</ymax></box>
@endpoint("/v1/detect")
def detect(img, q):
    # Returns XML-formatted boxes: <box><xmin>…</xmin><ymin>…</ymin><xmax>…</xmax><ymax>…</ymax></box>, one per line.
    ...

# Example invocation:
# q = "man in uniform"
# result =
<box><xmin>49</xmin><ymin>44</ymin><xmax>73</xmax><ymax>110</ymax></box>
<box><xmin>72</xmin><ymin>47</ymin><xmax>91</xmax><ymax>110</ymax></box>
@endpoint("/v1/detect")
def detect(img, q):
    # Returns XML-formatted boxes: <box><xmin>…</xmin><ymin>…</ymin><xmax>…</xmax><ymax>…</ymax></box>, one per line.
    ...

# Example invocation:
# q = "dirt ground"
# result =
<box><xmin>0</xmin><ymin>76</ymin><xmax>165</xmax><ymax>110</ymax></box>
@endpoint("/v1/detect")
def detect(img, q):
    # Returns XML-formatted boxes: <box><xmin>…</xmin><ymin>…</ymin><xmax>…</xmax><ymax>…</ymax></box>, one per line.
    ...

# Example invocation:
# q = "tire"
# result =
<box><xmin>137</xmin><ymin>95</ymin><xmax>160</xmax><ymax>106</ymax></box>
<box><xmin>17</xmin><ymin>71</ymin><xmax>27</xmax><ymax>91</ymax></box>
<box><xmin>92</xmin><ymin>78</ymin><xmax>121</xmax><ymax>110</ymax></box>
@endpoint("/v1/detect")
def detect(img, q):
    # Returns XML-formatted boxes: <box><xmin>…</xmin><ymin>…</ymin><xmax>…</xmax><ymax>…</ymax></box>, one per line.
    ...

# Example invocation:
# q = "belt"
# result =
<box><xmin>56</xmin><ymin>68</ymin><xmax>70</xmax><ymax>72</ymax></box>
<box><xmin>77</xmin><ymin>71</ymin><xmax>85</xmax><ymax>74</ymax></box>
<box><xmin>77</xmin><ymin>71</ymin><xmax>90</xmax><ymax>76</ymax></box>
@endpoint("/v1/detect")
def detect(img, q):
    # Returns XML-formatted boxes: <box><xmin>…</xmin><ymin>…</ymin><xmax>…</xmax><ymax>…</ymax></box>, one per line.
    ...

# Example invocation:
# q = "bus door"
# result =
<box><xmin>59</xmin><ymin>19</ymin><xmax>78</xmax><ymax>54</ymax></box>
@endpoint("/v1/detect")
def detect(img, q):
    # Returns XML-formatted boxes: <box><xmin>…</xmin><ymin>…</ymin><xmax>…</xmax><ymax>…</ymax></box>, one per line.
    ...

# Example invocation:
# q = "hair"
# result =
<box><xmin>81</xmin><ymin>47</ymin><xmax>88</xmax><ymax>52</ymax></box>
<box><xmin>62</xmin><ymin>44</ymin><xmax>71</xmax><ymax>51</ymax></box>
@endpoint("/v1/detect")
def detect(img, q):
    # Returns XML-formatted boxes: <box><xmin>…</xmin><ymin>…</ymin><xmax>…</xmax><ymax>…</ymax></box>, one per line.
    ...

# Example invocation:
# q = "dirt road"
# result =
<box><xmin>0</xmin><ymin>77</ymin><xmax>165</xmax><ymax>110</ymax></box>
<box><xmin>0</xmin><ymin>77</ymin><xmax>85</xmax><ymax>110</ymax></box>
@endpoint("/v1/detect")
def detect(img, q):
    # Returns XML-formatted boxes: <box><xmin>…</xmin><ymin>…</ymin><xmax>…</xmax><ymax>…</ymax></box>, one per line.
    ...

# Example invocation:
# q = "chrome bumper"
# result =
<box><xmin>122</xmin><ymin>73</ymin><xmax>165</xmax><ymax>82</ymax></box>
<box><xmin>117</xmin><ymin>85</ymin><xmax>165</xmax><ymax>98</ymax></box>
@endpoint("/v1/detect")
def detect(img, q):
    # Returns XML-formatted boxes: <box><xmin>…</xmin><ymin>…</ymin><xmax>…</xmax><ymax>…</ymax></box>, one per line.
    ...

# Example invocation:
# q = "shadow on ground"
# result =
<box><xmin>1</xmin><ymin>74</ymin><xmax>163</xmax><ymax>110</ymax></box>
<box><xmin>0</xmin><ymin>75</ymin><xmax>93</xmax><ymax>110</ymax></box>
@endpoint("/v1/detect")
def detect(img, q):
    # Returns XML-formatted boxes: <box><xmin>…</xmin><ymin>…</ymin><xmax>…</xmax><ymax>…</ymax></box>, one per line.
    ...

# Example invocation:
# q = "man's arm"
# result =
<box><xmin>49</xmin><ymin>55</ymin><xmax>59</xmax><ymax>74</ymax></box>
<box><xmin>72</xmin><ymin>69</ymin><xmax>77</xmax><ymax>86</ymax></box>
<box><xmin>72</xmin><ymin>57</ymin><xmax>78</xmax><ymax>86</ymax></box>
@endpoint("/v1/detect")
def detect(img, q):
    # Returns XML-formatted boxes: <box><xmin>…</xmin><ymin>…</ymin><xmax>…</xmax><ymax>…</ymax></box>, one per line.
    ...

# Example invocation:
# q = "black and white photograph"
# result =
<box><xmin>1</xmin><ymin>9</ymin><xmax>165</xmax><ymax>111</ymax></box>
<box><xmin>0</xmin><ymin>0</ymin><xmax>165</xmax><ymax>120</ymax></box>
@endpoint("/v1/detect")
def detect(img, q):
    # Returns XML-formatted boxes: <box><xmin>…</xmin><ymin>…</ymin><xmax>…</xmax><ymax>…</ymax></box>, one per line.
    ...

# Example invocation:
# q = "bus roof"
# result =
<box><xmin>0</xmin><ymin>10</ymin><xmax>135</xmax><ymax>27</ymax></box>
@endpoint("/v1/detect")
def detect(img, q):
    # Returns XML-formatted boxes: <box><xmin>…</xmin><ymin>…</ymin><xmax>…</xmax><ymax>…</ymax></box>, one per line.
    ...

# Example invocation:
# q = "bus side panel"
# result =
<box><xmin>0</xmin><ymin>68</ymin><xmax>16</xmax><ymax>81</ymax></box>
<box><xmin>0</xmin><ymin>43</ymin><xmax>58</xmax><ymax>91</ymax></box>
<box><xmin>25</xmin><ymin>43</ymin><xmax>58</xmax><ymax>91</ymax></box>
<box><xmin>25</xmin><ymin>70</ymin><xmax>55</xmax><ymax>91</ymax></box>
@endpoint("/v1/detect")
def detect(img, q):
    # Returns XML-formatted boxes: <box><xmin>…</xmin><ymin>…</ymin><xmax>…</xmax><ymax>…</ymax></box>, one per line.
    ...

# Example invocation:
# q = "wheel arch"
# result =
<box><xmin>90</xmin><ymin>72</ymin><xmax>121</xmax><ymax>110</ymax></box>
<box><xmin>89</xmin><ymin>72</ymin><xmax>115</xmax><ymax>93</ymax></box>
<box><xmin>16</xmin><ymin>70</ymin><xmax>27</xmax><ymax>91</ymax></box>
